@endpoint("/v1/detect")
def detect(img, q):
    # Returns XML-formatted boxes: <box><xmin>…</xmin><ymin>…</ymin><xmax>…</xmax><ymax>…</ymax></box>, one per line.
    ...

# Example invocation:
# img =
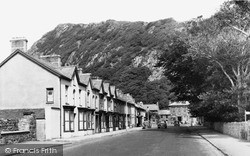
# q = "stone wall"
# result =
<box><xmin>205</xmin><ymin>121</ymin><xmax>250</xmax><ymax>141</ymax></box>
<box><xmin>0</xmin><ymin>114</ymin><xmax>36</xmax><ymax>144</ymax></box>
<box><xmin>0</xmin><ymin>131</ymin><xmax>30</xmax><ymax>144</ymax></box>
<box><xmin>0</xmin><ymin>119</ymin><xmax>19</xmax><ymax>131</ymax></box>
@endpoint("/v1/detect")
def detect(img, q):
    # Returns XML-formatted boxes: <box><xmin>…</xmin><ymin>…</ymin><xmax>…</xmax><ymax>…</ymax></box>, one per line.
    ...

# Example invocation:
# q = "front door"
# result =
<box><xmin>106</xmin><ymin>114</ymin><xmax>109</xmax><ymax>132</ymax></box>
<box><xmin>113</xmin><ymin>115</ymin><xmax>116</xmax><ymax>131</ymax></box>
<box><xmin>95</xmin><ymin>114</ymin><xmax>99</xmax><ymax>133</ymax></box>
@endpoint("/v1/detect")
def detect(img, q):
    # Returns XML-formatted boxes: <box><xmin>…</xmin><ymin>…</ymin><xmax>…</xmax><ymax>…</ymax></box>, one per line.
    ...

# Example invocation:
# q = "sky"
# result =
<box><xmin>0</xmin><ymin>0</ymin><xmax>227</xmax><ymax>62</ymax></box>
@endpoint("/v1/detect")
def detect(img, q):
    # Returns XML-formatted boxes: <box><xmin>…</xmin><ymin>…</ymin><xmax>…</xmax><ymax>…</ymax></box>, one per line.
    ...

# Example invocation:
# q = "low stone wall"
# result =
<box><xmin>205</xmin><ymin>121</ymin><xmax>250</xmax><ymax>141</ymax></box>
<box><xmin>0</xmin><ymin>119</ymin><xmax>19</xmax><ymax>132</ymax></box>
<box><xmin>0</xmin><ymin>131</ymin><xmax>30</xmax><ymax>144</ymax></box>
<box><xmin>0</xmin><ymin>114</ymin><xmax>36</xmax><ymax>145</ymax></box>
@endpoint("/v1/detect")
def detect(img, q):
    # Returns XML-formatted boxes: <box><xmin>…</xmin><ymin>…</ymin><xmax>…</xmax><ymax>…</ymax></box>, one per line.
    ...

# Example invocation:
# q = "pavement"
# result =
<box><xmin>52</xmin><ymin>127</ymin><xmax>143</xmax><ymax>143</ymax></box>
<box><xmin>191</xmin><ymin>126</ymin><xmax>250</xmax><ymax>156</ymax></box>
<box><xmin>1</xmin><ymin>126</ymin><xmax>250</xmax><ymax>156</ymax></box>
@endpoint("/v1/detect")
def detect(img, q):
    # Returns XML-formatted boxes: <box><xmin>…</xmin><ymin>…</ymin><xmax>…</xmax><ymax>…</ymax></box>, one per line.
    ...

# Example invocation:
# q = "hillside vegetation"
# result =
<box><xmin>28</xmin><ymin>0</ymin><xmax>250</xmax><ymax>122</ymax></box>
<box><xmin>28</xmin><ymin>18</ymin><xmax>183</xmax><ymax>108</ymax></box>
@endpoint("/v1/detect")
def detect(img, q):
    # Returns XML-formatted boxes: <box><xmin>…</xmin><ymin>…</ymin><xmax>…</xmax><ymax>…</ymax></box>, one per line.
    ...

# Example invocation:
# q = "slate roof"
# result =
<box><xmin>103</xmin><ymin>82</ymin><xmax>110</xmax><ymax>94</ymax></box>
<box><xmin>110</xmin><ymin>86</ymin><xmax>116</xmax><ymax>97</ymax></box>
<box><xmin>116</xmin><ymin>89</ymin><xmax>125</xmax><ymax>101</ymax></box>
<box><xmin>124</xmin><ymin>94</ymin><xmax>135</xmax><ymax>105</ymax></box>
<box><xmin>56</xmin><ymin>66</ymin><xmax>76</xmax><ymax>79</ymax></box>
<box><xmin>169</xmin><ymin>101</ymin><xmax>190</xmax><ymax>107</ymax></box>
<box><xmin>143</xmin><ymin>104</ymin><xmax>159</xmax><ymax>111</ymax></box>
<box><xmin>0</xmin><ymin>108</ymin><xmax>45</xmax><ymax>119</ymax></box>
<box><xmin>158</xmin><ymin>109</ymin><xmax>171</xmax><ymax>115</ymax></box>
<box><xmin>0</xmin><ymin>50</ymin><xmax>73</xmax><ymax>81</ymax></box>
<box><xmin>79</xmin><ymin>73</ymin><xmax>91</xmax><ymax>86</ymax></box>
<box><xmin>91</xmin><ymin>79</ymin><xmax>103</xmax><ymax>91</ymax></box>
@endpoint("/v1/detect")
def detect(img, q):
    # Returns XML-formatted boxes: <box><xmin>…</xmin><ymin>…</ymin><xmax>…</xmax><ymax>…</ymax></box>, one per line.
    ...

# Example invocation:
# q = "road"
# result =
<box><xmin>64</xmin><ymin>126</ymin><xmax>224</xmax><ymax>156</ymax></box>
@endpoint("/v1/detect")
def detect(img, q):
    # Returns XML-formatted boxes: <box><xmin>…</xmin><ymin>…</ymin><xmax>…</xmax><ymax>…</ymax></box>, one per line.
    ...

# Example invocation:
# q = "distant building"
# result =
<box><xmin>142</xmin><ymin>103</ymin><xmax>159</xmax><ymax>123</ymax></box>
<box><xmin>158</xmin><ymin>109</ymin><xmax>171</xmax><ymax>120</ymax></box>
<box><xmin>169</xmin><ymin>101</ymin><xmax>191</xmax><ymax>124</ymax></box>
<box><xmin>142</xmin><ymin>103</ymin><xmax>159</xmax><ymax>114</ymax></box>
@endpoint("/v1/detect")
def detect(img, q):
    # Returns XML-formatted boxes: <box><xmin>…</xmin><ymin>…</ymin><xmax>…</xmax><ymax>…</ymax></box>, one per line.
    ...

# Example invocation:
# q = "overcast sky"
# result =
<box><xmin>0</xmin><ymin>0</ymin><xmax>226</xmax><ymax>62</ymax></box>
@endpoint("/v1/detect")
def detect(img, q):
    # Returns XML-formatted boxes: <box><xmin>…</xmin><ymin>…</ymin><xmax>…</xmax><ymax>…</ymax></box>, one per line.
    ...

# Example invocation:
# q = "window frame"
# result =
<box><xmin>65</xmin><ymin>85</ymin><xmax>69</xmax><ymax>104</ymax></box>
<box><xmin>64</xmin><ymin>109</ymin><xmax>74</xmax><ymax>132</ymax></box>
<box><xmin>78</xmin><ymin>111</ymin><xmax>84</xmax><ymax>131</ymax></box>
<box><xmin>73</xmin><ymin>89</ymin><xmax>76</xmax><ymax>105</ymax></box>
<box><xmin>79</xmin><ymin>89</ymin><xmax>82</xmax><ymax>106</ymax></box>
<box><xmin>87</xmin><ymin>91</ymin><xmax>90</xmax><ymax>108</ymax></box>
<box><xmin>109</xmin><ymin>115</ymin><xmax>113</xmax><ymax>128</ymax></box>
<box><xmin>46</xmin><ymin>88</ymin><xmax>54</xmax><ymax>104</ymax></box>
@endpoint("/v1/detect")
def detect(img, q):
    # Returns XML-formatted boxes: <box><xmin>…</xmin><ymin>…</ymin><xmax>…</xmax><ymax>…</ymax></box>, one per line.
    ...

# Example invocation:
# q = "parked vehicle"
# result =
<box><xmin>174</xmin><ymin>121</ymin><xmax>180</xmax><ymax>127</ymax></box>
<box><xmin>142</xmin><ymin>120</ymin><xmax>151</xmax><ymax>129</ymax></box>
<box><xmin>158</xmin><ymin>120</ymin><xmax>167</xmax><ymax>129</ymax></box>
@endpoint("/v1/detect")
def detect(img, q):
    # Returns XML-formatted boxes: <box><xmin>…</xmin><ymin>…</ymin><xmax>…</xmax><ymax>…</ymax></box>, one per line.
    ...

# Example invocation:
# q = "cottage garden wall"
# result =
<box><xmin>0</xmin><ymin>114</ymin><xmax>36</xmax><ymax>144</ymax></box>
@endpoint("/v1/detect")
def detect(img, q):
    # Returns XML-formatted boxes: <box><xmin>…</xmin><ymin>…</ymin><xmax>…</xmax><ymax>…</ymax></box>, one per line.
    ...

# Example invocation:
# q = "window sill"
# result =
<box><xmin>64</xmin><ymin>130</ymin><xmax>75</xmax><ymax>132</ymax></box>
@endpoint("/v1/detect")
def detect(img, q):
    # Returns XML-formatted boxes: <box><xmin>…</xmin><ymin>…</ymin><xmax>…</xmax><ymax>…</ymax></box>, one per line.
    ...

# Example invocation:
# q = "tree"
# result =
<box><xmin>157</xmin><ymin>37</ymin><xmax>208</xmax><ymax>104</ymax></box>
<box><xmin>186</xmin><ymin>0</ymin><xmax>250</xmax><ymax>117</ymax></box>
<box><xmin>190</xmin><ymin>90</ymin><xmax>239</xmax><ymax>122</ymax></box>
<box><xmin>141</xmin><ymin>77</ymin><xmax>173</xmax><ymax>109</ymax></box>
<box><xmin>115</xmin><ymin>67</ymin><xmax>151</xmax><ymax>102</ymax></box>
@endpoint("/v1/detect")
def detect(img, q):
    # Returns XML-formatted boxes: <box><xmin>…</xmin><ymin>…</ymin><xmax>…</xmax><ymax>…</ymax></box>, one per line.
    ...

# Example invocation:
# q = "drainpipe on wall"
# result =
<box><xmin>59</xmin><ymin>79</ymin><xmax>62</xmax><ymax>139</ymax></box>
<box><xmin>125</xmin><ymin>101</ymin><xmax>128</xmax><ymax>130</ymax></box>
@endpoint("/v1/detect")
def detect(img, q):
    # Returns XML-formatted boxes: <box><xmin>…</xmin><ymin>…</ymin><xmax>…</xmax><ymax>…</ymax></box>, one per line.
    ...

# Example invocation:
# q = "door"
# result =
<box><xmin>106</xmin><ymin>114</ymin><xmax>109</xmax><ymax>132</ymax></box>
<box><xmin>95</xmin><ymin>114</ymin><xmax>99</xmax><ymax>133</ymax></box>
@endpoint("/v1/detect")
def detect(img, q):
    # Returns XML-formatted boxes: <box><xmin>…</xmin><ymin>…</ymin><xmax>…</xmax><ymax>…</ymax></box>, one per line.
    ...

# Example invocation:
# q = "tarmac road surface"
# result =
<box><xmin>64</xmin><ymin>126</ymin><xmax>224</xmax><ymax>156</ymax></box>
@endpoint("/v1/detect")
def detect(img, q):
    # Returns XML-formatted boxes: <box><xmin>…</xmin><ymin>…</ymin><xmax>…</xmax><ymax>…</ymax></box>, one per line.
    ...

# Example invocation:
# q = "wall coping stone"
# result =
<box><xmin>1</xmin><ymin>130</ymin><xmax>30</xmax><ymax>135</ymax></box>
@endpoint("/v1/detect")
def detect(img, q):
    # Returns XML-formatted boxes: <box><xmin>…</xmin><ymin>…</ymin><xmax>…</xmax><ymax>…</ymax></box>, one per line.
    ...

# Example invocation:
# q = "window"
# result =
<box><xmin>73</xmin><ymin>89</ymin><xmax>76</xmax><ymax>105</ymax></box>
<box><xmin>79</xmin><ymin>90</ymin><xmax>82</xmax><ymax>106</ymax></box>
<box><xmin>87</xmin><ymin>91</ymin><xmax>90</xmax><ymax>107</ymax></box>
<box><xmin>92</xmin><ymin>95</ymin><xmax>95</xmax><ymax>108</ymax></box>
<box><xmin>83</xmin><ymin>113</ymin><xmax>87</xmax><ymax>130</ymax></box>
<box><xmin>46</xmin><ymin>88</ymin><xmax>54</xmax><ymax>103</ymax></box>
<box><xmin>64</xmin><ymin>109</ymin><xmax>74</xmax><ymax>132</ymax></box>
<box><xmin>89</xmin><ymin>113</ymin><xmax>93</xmax><ymax>129</ymax></box>
<box><xmin>65</xmin><ymin>86</ymin><xmax>69</xmax><ymax>104</ymax></box>
<box><xmin>104</xmin><ymin>98</ymin><xmax>107</xmax><ymax>110</ymax></box>
<box><xmin>79</xmin><ymin>111</ymin><xmax>84</xmax><ymax>131</ymax></box>
<box><xmin>95</xmin><ymin>96</ymin><xmax>98</xmax><ymax>109</ymax></box>
<box><xmin>109</xmin><ymin>115</ymin><xmax>113</xmax><ymax>128</ymax></box>
<box><xmin>92</xmin><ymin>114</ymin><xmax>94</xmax><ymax>129</ymax></box>
<box><xmin>86</xmin><ymin>112</ymin><xmax>93</xmax><ymax>129</ymax></box>
<box><xmin>101</xmin><ymin>114</ymin><xmax>106</xmax><ymax>129</ymax></box>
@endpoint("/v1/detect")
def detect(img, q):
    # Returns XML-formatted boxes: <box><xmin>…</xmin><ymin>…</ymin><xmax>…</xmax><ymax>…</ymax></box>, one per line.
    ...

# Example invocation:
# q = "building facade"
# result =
<box><xmin>0</xmin><ymin>48</ymin><xmax>146</xmax><ymax>140</ymax></box>
<box><xmin>169</xmin><ymin>101</ymin><xmax>191</xmax><ymax>124</ymax></box>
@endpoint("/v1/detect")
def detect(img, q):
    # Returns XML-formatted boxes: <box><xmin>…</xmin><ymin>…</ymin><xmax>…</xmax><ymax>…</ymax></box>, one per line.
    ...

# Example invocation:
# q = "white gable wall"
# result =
<box><xmin>0</xmin><ymin>53</ymin><xmax>61</xmax><ymax>140</ymax></box>
<box><xmin>0</xmin><ymin>53</ymin><xmax>60</xmax><ymax>109</ymax></box>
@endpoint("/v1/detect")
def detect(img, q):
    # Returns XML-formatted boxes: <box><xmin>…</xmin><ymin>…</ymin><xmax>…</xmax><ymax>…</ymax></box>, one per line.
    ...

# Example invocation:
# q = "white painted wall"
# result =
<box><xmin>0</xmin><ymin>53</ymin><xmax>63</xmax><ymax>140</ymax></box>
<box><xmin>0</xmin><ymin>54</ymin><xmax>60</xmax><ymax>109</ymax></box>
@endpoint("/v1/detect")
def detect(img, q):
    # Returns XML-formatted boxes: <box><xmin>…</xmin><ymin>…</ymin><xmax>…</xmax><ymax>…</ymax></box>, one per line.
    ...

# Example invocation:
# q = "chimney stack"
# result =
<box><xmin>39</xmin><ymin>54</ymin><xmax>62</xmax><ymax>67</ymax></box>
<box><xmin>10</xmin><ymin>37</ymin><xmax>28</xmax><ymax>53</ymax></box>
<box><xmin>77</xmin><ymin>67</ymin><xmax>83</xmax><ymax>75</ymax></box>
